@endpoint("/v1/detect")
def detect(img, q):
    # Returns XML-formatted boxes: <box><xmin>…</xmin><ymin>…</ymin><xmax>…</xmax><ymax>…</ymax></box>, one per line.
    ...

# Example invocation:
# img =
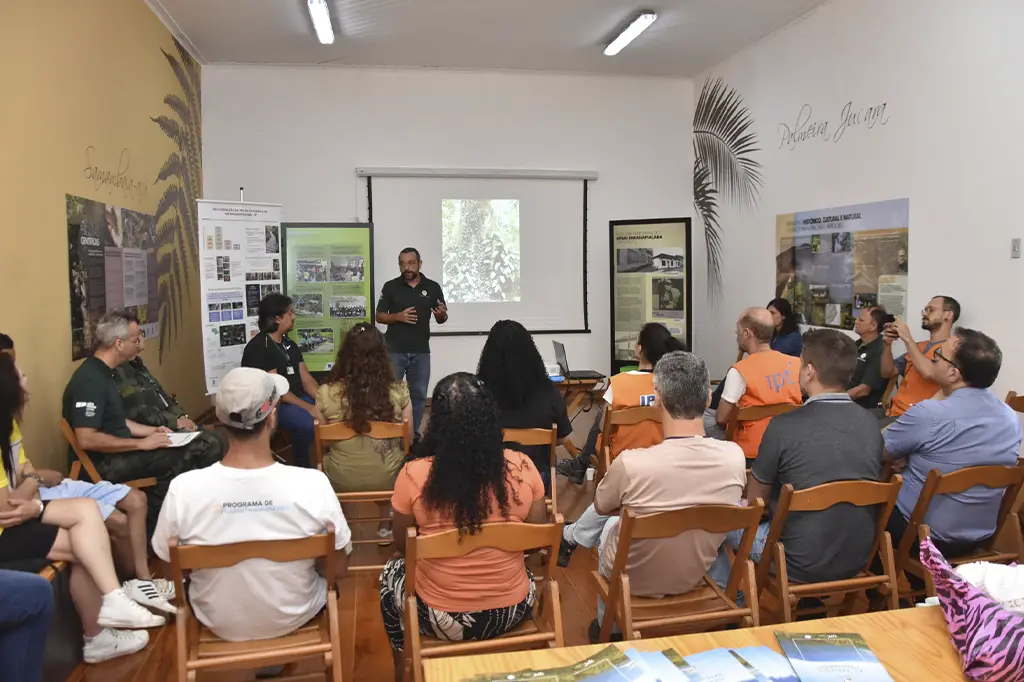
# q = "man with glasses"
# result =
<box><xmin>883</xmin><ymin>328</ymin><xmax>1021</xmax><ymax>563</ymax></box>
<box><xmin>62</xmin><ymin>311</ymin><xmax>223</xmax><ymax>538</ymax></box>
<box><xmin>879</xmin><ymin>295</ymin><xmax>960</xmax><ymax>421</ymax></box>
<box><xmin>114</xmin><ymin>324</ymin><xmax>197</xmax><ymax>431</ymax></box>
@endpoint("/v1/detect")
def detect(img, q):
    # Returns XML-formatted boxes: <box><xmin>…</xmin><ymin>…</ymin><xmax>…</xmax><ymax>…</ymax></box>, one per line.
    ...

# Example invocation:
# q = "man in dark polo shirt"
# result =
<box><xmin>848</xmin><ymin>306</ymin><xmax>888</xmax><ymax>410</ymax></box>
<box><xmin>241</xmin><ymin>293</ymin><xmax>324</xmax><ymax>467</ymax></box>
<box><xmin>375</xmin><ymin>247</ymin><xmax>447</xmax><ymax>437</ymax></box>
<box><xmin>62</xmin><ymin>311</ymin><xmax>223</xmax><ymax>536</ymax></box>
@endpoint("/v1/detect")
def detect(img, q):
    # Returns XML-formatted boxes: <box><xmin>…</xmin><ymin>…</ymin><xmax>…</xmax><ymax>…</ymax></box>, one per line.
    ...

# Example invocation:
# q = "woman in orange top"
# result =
<box><xmin>556</xmin><ymin>322</ymin><xmax>686</xmax><ymax>484</ymax></box>
<box><xmin>379</xmin><ymin>372</ymin><xmax>547</xmax><ymax>674</ymax></box>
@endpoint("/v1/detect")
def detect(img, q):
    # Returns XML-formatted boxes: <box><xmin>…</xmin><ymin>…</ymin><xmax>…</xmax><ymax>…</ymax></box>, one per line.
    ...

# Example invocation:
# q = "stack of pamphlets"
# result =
<box><xmin>461</xmin><ymin>632</ymin><xmax>894</xmax><ymax>681</ymax></box>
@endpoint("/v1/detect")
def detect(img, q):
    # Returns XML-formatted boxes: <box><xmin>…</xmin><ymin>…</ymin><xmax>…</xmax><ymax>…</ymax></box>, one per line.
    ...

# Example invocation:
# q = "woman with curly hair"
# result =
<box><xmin>379</xmin><ymin>373</ymin><xmax>546</xmax><ymax>677</ymax></box>
<box><xmin>476</xmin><ymin>320</ymin><xmax>571</xmax><ymax>492</ymax></box>
<box><xmin>766</xmin><ymin>297</ymin><xmax>803</xmax><ymax>357</ymax></box>
<box><xmin>316</xmin><ymin>323</ymin><xmax>411</xmax><ymax>537</ymax></box>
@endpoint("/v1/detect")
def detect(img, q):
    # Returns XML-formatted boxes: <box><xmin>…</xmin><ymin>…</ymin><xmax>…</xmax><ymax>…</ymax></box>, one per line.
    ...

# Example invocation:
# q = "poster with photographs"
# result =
<box><xmin>776</xmin><ymin>199</ymin><xmax>909</xmax><ymax>330</ymax></box>
<box><xmin>609</xmin><ymin>219</ymin><xmax>692</xmax><ymax>373</ymax></box>
<box><xmin>198</xmin><ymin>200</ymin><xmax>283</xmax><ymax>392</ymax></box>
<box><xmin>66</xmin><ymin>195</ymin><xmax>160</xmax><ymax>360</ymax></box>
<box><xmin>282</xmin><ymin>223</ymin><xmax>374</xmax><ymax>373</ymax></box>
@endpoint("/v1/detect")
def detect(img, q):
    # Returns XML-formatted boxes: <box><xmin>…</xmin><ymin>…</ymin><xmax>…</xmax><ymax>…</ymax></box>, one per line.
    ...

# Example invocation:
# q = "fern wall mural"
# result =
<box><xmin>692</xmin><ymin>77</ymin><xmax>764</xmax><ymax>301</ymax></box>
<box><xmin>153</xmin><ymin>40</ymin><xmax>202</xmax><ymax>362</ymax></box>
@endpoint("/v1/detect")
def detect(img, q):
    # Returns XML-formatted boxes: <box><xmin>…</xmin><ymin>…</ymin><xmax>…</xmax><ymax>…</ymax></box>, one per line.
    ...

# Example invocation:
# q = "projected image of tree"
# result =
<box><xmin>442</xmin><ymin>199</ymin><xmax>520</xmax><ymax>303</ymax></box>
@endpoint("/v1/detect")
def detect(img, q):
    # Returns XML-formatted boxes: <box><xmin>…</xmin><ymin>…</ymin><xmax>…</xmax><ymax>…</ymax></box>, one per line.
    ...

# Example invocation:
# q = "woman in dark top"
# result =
<box><xmin>767</xmin><ymin>297</ymin><xmax>803</xmax><ymax>357</ymax></box>
<box><xmin>476</xmin><ymin>320</ymin><xmax>570</xmax><ymax>492</ymax></box>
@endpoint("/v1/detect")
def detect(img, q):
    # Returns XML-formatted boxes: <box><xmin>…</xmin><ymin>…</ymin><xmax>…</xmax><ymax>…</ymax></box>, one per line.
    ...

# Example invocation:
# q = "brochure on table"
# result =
<box><xmin>197</xmin><ymin>200</ymin><xmax>283</xmax><ymax>393</ymax></box>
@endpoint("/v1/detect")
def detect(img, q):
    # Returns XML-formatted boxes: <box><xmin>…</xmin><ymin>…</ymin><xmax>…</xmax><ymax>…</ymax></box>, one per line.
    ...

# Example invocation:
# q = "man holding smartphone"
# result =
<box><xmin>375</xmin><ymin>247</ymin><xmax>447</xmax><ymax>439</ymax></box>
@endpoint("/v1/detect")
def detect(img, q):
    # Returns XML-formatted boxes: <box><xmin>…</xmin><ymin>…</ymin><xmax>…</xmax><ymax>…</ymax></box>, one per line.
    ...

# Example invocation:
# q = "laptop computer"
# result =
<box><xmin>552</xmin><ymin>341</ymin><xmax>605</xmax><ymax>380</ymax></box>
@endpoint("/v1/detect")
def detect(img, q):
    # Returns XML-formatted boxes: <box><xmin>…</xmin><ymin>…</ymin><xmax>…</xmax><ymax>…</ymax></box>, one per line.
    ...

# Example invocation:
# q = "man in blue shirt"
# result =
<box><xmin>883</xmin><ymin>328</ymin><xmax>1021</xmax><ymax>559</ymax></box>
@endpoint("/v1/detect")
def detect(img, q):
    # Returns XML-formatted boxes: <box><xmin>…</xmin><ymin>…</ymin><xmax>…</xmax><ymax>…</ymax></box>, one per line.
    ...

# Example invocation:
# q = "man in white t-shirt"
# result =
<box><xmin>151</xmin><ymin>367</ymin><xmax>352</xmax><ymax>642</ymax></box>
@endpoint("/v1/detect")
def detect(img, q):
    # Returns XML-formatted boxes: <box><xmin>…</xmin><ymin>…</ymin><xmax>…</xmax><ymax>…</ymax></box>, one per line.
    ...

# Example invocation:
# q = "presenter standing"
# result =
<box><xmin>375</xmin><ymin>248</ymin><xmax>447</xmax><ymax>439</ymax></box>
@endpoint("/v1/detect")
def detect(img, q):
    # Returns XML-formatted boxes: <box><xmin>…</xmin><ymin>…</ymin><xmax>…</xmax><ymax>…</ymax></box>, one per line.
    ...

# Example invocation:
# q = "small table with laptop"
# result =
<box><xmin>550</xmin><ymin>340</ymin><xmax>605</xmax><ymax>417</ymax></box>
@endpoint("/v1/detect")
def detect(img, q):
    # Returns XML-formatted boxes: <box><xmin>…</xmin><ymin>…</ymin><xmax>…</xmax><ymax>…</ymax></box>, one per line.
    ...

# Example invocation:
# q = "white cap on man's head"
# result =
<box><xmin>216</xmin><ymin>367</ymin><xmax>290</xmax><ymax>431</ymax></box>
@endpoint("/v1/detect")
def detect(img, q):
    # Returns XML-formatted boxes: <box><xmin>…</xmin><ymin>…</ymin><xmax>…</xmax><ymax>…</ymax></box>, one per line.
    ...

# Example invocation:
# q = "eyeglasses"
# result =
<box><xmin>933</xmin><ymin>347</ymin><xmax>959</xmax><ymax>370</ymax></box>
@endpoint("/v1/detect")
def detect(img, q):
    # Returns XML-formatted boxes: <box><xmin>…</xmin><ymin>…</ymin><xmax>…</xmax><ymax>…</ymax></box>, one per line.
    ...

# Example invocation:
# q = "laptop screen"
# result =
<box><xmin>552</xmin><ymin>340</ymin><xmax>569</xmax><ymax>376</ymax></box>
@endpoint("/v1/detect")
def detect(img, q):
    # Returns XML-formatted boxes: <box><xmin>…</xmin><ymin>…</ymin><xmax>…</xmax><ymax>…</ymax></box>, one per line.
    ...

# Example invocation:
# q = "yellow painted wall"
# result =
<box><xmin>0</xmin><ymin>0</ymin><xmax>203</xmax><ymax>469</ymax></box>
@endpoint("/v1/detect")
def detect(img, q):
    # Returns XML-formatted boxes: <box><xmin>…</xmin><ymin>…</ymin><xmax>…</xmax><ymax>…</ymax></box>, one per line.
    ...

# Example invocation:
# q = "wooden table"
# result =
<box><xmin>423</xmin><ymin>607</ymin><xmax>966</xmax><ymax>681</ymax></box>
<box><xmin>556</xmin><ymin>378</ymin><xmax>604</xmax><ymax>418</ymax></box>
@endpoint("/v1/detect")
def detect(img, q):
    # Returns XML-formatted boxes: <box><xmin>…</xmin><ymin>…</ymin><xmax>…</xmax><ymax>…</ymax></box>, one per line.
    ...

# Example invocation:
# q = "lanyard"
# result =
<box><xmin>266</xmin><ymin>335</ymin><xmax>292</xmax><ymax>365</ymax></box>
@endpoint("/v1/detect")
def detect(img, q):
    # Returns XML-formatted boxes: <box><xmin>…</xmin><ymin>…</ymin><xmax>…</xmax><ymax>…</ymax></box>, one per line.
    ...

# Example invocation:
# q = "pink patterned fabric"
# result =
<box><xmin>920</xmin><ymin>537</ymin><xmax>1024</xmax><ymax>681</ymax></box>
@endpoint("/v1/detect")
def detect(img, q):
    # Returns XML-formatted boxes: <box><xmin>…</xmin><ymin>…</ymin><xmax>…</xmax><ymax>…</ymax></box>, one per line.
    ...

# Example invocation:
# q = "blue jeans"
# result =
<box><xmin>0</xmin><ymin>570</ymin><xmax>53</xmax><ymax>682</ymax></box>
<box><xmin>708</xmin><ymin>521</ymin><xmax>771</xmax><ymax>600</ymax></box>
<box><xmin>278</xmin><ymin>395</ymin><xmax>316</xmax><ymax>467</ymax></box>
<box><xmin>389</xmin><ymin>352</ymin><xmax>430</xmax><ymax>438</ymax></box>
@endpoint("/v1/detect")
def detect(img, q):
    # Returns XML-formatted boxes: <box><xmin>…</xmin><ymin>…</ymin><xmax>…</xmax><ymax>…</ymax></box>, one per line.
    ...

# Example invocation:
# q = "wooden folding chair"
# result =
<box><xmin>314</xmin><ymin>420</ymin><xmax>412</xmax><ymax>574</ymax></box>
<box><xmin>59</xmin><ymin>418</ymin><xmax>156</xmax><ymax>489</ymax></box>
<box><xmin>724</xmin><ymin>403</ymin><xmax>799</xmax><ymax>449</ymax></box>
<box><xmin>404</xmin><ymin>517</ymin><xmax>566</xmax><ymax>682</ymax></box>
<box><xmin>881</xmin><ymin>376</ymin><xmax>899</xmax><ymax>410</ymax></box>
<box><xmin>894</xmin><ymin>461</ymin><xmax>1024</xmax><ymax>603</ymax></box>
<box><xmin>592</xmin><ymin>500</ymin><xmax>766</xmax><ymax>642</ymax></box>
<box><xmin>1006</xmin><ymin>391</ymin><xmax>1024</xmax><ymax>413</ymax></box>
<box><xmin>756</xmin><ymin>477</ymin><xmax>903</xmax><ymax>622</ymax></box>
<box><xmin>596</xmin><ymin>406</ymin><xmax>662</xmax><ymax>483</ymax></box>
<box><xmin>503</xmin><ymin>424</ymin><xmax>558</xmax><ymax>516</ymax></box>
<box><xmin>167</xmin><ymin>529</ymin><xmax>343</xmax><ymax>682</ymax></box>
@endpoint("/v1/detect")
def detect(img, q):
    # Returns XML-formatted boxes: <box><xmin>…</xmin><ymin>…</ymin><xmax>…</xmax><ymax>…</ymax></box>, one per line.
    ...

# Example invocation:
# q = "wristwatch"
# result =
<box><xmin>25</xmin><ymin>472</ymin><xmax>48</xmax><ymax>488</ymax></box>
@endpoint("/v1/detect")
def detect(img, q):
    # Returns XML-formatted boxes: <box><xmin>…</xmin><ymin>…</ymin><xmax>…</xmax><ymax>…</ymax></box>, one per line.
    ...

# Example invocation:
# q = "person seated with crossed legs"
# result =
<box><xmin>0</xmin><ymin>353</ymin><xmax>164</xmax><ymax>664</ymax></box>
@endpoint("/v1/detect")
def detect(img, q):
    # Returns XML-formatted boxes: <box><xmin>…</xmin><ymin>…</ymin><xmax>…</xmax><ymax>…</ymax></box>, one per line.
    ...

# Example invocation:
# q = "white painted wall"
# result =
<box><xmin>699</xmin><ymin>0</ymin><xmax>1024</xmax><ymax>399</ymax></box>
<box><xmin>202</xmin><ymin>65</ymin><xmax>694</xmax><ymax>391</ymax></box>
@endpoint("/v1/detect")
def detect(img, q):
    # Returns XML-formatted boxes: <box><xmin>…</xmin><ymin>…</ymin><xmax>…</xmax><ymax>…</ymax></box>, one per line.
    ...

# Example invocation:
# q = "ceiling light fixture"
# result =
<box><xmin>604</xmin><ymin>11</ymin><xmax>657</xmax><ymax>56</ymax></box>
<box><xmin>307</xmin><ymin>0</ymin><xmax>335</xmax><ymax>45</ymax></box>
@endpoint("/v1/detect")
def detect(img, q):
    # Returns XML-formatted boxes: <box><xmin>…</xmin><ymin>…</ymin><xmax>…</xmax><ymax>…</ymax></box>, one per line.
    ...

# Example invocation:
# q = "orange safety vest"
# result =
<box><xmin>887</xmin><ymin>341</ymin><xmax>942</xmax><ymax>417</ymax></box>
<box><xmin>601</xmin><ymin>372</ymin><xmax>662</xmax><ymax>458</ymax></box>
<box><xmin>732</xmin><ymin>351</ymin><xmax>802</xmax><ymax>458</ymax></box>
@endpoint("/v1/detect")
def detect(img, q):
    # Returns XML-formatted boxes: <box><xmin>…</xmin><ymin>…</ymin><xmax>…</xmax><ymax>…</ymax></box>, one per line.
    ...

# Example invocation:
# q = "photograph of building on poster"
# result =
<box><xmin>776</xmin><ymin>198</ymin><xmax>909</xmax><ymax>331</ymax></box>
<box><xmin>67</xmin><ymin>194</ymin><xmax>159</xmax><ymax>360</ymax></box>
<box><xmin>610</xmin><ymin>220</ymin><xmax>690</xmax><ymax>364</ymax></box>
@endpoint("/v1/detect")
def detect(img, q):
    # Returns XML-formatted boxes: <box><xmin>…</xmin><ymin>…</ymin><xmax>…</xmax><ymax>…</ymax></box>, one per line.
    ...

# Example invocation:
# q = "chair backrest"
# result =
<box><xmin>897</xmin><ymin>461</ymin><xmax>1024</xmax><ymax>563</ymax></box>
<box><xmin>758</xmin><ymin>477</ymin><xmax>902</xmax><ymax>585</ymax></box>
<box><xmin>1005</xmin><ymin>391</ymin><xmax>1024</xmax><ymax>414</ymax></box>
<box><xmin>405</xmin><ymin>516</ymin><xmax>565</xmax><ymax>602</ymax></box>
<box><xmin>881</xmin><ymin>376</ymin><xmax>899</xmax><ymax>408</ymax></box>
<box><xmin>725</xmin><ymin>403</ymin><xmax>799</xmax><ymax>441</ymax></box>
<box><xmin>503</xmin><ymin>424</ymin><xmax>557</xmax><ymax>468</ymax></box>
<box><xmin>611</xmin><ymin>500</ymin><xmax>765</xmax><ymax>601</ymax></box>
<box><xmin>314</xmin><ymin>419</ymin><xmax>412</xmax><ymax>469</ymax></box>
<box><xmin>168</xmin><ymin>529</ymin><xmax>337</xmax><ymax>606</ymax></box>
<box><xmin>58</xmin><ymin>418</ymin><xmax>101</xmax><ymax>482</ymax></box>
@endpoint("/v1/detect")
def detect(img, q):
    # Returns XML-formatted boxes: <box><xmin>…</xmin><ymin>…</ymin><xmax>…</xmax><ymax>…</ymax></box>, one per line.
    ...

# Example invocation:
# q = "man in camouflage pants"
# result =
<box><xmin>62</xmin><ymin>311</ymin><xmax>224</xmax><ymax>538</ymax></box>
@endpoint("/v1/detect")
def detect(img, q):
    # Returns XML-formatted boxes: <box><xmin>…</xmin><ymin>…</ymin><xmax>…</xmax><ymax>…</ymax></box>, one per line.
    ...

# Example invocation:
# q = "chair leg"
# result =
<box><xmin>880</xmin><ymin>531</ymin><xmax>901</xmax><ymax>610</ymax></box>
<box><xmin>774</xmin><ymin>544</ymin><xmax>793</xmax><ymax>623</ymax></box>
<box><xmin>744</xmin><ymin>559</ymin><xmax>760</xmax><ymax>628</ymax></box>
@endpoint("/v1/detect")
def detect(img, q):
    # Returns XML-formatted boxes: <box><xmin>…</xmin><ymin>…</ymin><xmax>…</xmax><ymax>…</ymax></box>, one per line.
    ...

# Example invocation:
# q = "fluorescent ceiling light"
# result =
<box><xmin>604</xmin><ymin>12</ymin><xmax>657</xmax><ymax>56</ymax></box>
<box><xmin>308</xmin><ymin>0</ymin><xmax>335</xmax><ymax>45</ymax></box>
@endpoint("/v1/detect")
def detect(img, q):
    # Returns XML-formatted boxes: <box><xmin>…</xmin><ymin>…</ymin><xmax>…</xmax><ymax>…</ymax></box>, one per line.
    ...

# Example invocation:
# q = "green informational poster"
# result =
<box><xmin>281</xmin><ymin>223</ymin><xmax>374</xmax><ymax>373</ymax></box>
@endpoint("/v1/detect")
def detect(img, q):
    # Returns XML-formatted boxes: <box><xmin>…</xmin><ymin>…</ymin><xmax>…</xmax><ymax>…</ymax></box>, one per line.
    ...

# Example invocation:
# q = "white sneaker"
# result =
<box><xmin>83</xmin><ymin>628</ymin><xmax>149</xmax><ymax>663</ymax></box>
<box><xmin>152</xmin><ymin>577</ymin><xmax>176</xmax><ymax>600</ymax></box>
<box><xmin>98</xmin><ymin>589</ymin><xmax>166</xmax><ymax>629</ymax></box>
<box><xmin>123</xmin><ymin>579</ymin><xmax>176</xmax><ymax>615</ymax></box>
<box><xmin>377</xmin><ymin>527</ymin><xmax>394</xmax><ymax>546</ymax></box>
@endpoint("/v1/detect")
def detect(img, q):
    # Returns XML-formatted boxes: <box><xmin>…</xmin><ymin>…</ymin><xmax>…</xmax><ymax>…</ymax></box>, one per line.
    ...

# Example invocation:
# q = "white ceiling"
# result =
<box><xmin>151</xmin><ymin>0</ymin><xmax>826</xmax><ymax>77</ymax></box>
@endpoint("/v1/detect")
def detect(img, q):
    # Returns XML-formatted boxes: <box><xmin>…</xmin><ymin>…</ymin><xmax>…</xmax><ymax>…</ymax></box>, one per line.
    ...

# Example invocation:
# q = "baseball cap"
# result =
<box><xmin>216</xmin><ymin>367</ymin><xmax>290</xmax><ymax>430</ymax></box>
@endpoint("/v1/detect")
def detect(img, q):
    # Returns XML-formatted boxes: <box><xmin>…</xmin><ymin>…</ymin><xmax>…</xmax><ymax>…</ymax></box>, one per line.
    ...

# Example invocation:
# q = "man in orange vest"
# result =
<box><xmin>880</xmin><ymin>295</ymin><xmax>960</xmax><ymax>421</ymax></box>
<box><xmin>704</xmin><ymin>307</ymin><xmax>802</xmax><ymax>458</ymax></box>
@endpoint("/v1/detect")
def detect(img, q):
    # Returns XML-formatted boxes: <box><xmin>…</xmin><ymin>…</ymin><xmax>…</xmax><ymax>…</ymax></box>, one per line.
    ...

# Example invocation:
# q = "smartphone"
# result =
<box><xmin>882</xmin><ymin>313</ymin><xmax>896</xmax><ymax>325</ymax></box>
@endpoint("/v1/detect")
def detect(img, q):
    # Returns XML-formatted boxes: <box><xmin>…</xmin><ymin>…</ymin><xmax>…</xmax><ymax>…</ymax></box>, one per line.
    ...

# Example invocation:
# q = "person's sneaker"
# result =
<box><xmin>123</xmin><ymin>579</ymin><xmax>176</xmax><ymax>615</ymax></box>
<box><xmin>83</xmin><ymin>628</ymin><xmax>149</xmax><ymax>663</ymax></box>
<box><xmin>587</xmin><ymin>618</ymin><xmax>624</xmax><ymax>644</ymax></box>
<box><xmin>556</xmin><ymin>459</ymin><xmax>585</xmax><ymax>485</ymax></box>
<box><xmin>98</xmin><ymin>589</ymin><xmax>167</xmax><ymax>629</ymax></box>
<box><xmin>152</xmin><ymin>577</ymin><xmax>176</xmax><ymax>600</ymax></box>
<box><xmin>557</xmin><ymin>532</ymin><xmax>577</xmax><ymax>568</ymax></box>
<box><xmin>377</xmin><ymin>527</ymin><xmax>394</xmax><ymax>546</ymax></box>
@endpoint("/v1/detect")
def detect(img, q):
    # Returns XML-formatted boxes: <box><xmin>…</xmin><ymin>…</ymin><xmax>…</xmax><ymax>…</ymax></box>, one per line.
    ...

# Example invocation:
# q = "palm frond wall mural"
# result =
<box><xmin>692</xmin><ymin>77</ymin><xmax>763</xmax><ymax>301</ymax></box>
<box><xmin>152</xmin><ymin>40</ymin><xmax>202</xmax><ymax>362</ymax></box>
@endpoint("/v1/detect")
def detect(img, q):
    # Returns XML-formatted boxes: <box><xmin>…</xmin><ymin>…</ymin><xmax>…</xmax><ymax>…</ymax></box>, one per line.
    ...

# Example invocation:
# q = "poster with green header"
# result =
<box><xmin>281</xmin><ymin>223</ymin><xmax>374</xmax><ymax>373</ymax></box>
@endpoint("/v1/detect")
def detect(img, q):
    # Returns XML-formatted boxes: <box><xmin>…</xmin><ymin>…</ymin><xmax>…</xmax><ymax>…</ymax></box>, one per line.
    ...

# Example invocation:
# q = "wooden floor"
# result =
<box><xmin>67</xmin><ymin>414</ymin><xmax>606</xmax><ymax>682</ymax></box>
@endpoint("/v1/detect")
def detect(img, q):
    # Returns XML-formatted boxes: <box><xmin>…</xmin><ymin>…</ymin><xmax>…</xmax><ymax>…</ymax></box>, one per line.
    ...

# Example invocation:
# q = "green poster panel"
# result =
<box><xmin>281</xmin><ymin>222</ymin><xmax>374</xmax><ymax>373</ymax></box>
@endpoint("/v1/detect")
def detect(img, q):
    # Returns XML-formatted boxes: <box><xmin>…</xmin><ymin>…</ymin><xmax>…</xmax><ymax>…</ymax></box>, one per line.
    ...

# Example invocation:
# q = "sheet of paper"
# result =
<box><xmin>167</xmin><ymin>432</ymin><xmax>200</xmax><ymax>448</ymax></box>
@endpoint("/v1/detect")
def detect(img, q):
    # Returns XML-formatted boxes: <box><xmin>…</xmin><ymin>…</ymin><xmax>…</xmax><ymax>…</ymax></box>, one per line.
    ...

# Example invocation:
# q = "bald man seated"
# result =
<box><xmin>703</xmin><ymin>307</ymin><xmax>802</xmax><ymax>458</ymax></box>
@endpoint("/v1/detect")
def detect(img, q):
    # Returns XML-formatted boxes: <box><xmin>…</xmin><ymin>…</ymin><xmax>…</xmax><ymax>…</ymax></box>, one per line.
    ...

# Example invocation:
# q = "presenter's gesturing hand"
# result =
<box><xmin>397</xmin><ymin>306</ymin><xmax>418</xmax><ymax>324</ymax></box>
<box><xmin>432</xmin><ymin>302</ymin><xmax>448</xmax><ymax>323</ymax></box>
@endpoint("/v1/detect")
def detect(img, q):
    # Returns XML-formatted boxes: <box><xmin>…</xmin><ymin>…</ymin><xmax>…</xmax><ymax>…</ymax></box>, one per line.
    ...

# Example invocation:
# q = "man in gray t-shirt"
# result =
<box><xmin>710</xmin><ymin>329</ymin><xmax>884</xmax><ymax>587</ymax></box>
